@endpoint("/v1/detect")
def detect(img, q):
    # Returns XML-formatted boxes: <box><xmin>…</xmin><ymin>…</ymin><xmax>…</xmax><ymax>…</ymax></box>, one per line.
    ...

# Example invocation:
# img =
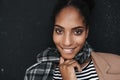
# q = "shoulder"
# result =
<box><xmin>25</xmin><ymin>47</ymin><xmax>59</xmax><ymax>75</ymax></box>
<box><xmin>25</xmin><ymin>61</ymin><xmax>50</xmax><ymax>75</ymax></box>
<box><xmin>24</xmin><ymin>62</ymin><xmax>49</xmax><ymax>80</ymax></box>
<box><xmin>92</xmin><ymin>51</ymin><xmax>120</xmax><ymax>62</ymax></box>
<box><xmin>92</xmin><ymin>51</ymin><xmax>120</xmax><ymax>74</ymax></box>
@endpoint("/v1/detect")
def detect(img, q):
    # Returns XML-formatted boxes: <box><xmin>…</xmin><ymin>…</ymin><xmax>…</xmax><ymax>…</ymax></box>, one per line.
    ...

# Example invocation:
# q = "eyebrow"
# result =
<box><xmin>54</xmin><ymin>25</ymin><xmax>64</xmax><ymax>29</ymax></box>
<box><xmin>54</xmin><ymin>24</ymin><xmax>85</xmax><ymax>30</ymax></box>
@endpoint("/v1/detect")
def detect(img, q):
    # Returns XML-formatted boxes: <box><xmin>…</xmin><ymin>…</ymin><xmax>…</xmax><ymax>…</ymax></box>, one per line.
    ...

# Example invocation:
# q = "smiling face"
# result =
<box><xmin>53</xmin><ymin>6</ymin><xmax>89</xmax><ymax>60</ymax></box>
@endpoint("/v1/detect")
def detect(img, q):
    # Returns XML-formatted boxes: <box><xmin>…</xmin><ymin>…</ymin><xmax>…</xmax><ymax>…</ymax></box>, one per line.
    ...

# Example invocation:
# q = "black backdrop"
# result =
<box><xmin>0</xmin><ymin>0</ymin><xmax>120</xmax><ymax>80</ymax></box>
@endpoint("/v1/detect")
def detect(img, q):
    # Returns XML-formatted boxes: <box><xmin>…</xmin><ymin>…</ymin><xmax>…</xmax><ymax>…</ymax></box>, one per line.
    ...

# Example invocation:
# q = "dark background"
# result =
<box><xmin>0</xmin><ymin>0</ymin><xmax>120</xmax><ymax>80</ymax></box>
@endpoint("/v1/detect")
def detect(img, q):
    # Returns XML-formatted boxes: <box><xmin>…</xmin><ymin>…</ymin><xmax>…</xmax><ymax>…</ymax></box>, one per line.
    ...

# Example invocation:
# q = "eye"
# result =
<box><xmin>74</xmin><ymin>29</ymin><xmax>83</xmax><ymax>35</ymax></box>
<box><xmin>54</xmin><ymin>28</ymin><xmax>63</xmax><ymax>34</ymax></box>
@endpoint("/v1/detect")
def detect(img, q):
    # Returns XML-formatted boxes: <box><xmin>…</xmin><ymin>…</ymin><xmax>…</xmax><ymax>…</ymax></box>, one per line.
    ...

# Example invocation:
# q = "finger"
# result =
<box><xmin>71</xmin><ymin>62</ymin><xmax>82</xmax><ymax>72</ymax></box>
<box><xmin>59</xmin><ymin>57</ymin><xmax>64</xmax><ymax>65</ymax></box>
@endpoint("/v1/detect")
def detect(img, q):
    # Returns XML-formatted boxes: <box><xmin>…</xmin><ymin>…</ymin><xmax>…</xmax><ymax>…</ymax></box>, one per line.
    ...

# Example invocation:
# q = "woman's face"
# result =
<box><xmin>53</xmin><ymin>7</ymin><xmax>88</xmax><ymax>60</ymax></box>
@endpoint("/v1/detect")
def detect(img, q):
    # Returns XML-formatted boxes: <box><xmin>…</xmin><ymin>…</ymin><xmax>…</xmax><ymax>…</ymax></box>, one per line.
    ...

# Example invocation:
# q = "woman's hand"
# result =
<box><xmin>59</xmin><ymin>57</ymin><xmax>82</xmax><ymax>80</ymax></box>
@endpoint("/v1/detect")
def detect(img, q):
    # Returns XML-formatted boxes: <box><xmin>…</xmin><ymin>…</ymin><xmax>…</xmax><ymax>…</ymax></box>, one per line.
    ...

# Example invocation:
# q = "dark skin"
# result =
<box><xmin>59</xmin><ymin>57</ymin><xmax>81</xmax><ymax>80</ymax></box>
<box><xmin>59</xmin><ymin>56</ymin><xmax>91</xmax><ymax>80</ymax></box>
<box><xmin>53</xmin><ymin>6</ymin><xmax>89</xmax><ymax>79</ymax></box>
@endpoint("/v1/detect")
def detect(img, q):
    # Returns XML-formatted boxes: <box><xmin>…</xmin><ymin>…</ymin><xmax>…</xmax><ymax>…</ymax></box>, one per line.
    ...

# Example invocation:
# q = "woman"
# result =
<box><xmin>24</xmin><ymin>0</ymin><xmax>120</xmax><ymax>80</ymax></box>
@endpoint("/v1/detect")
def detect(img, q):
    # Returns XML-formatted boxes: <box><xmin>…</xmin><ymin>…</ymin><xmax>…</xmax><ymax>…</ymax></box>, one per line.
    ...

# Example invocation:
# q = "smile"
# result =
<box><xmin>62</xmin><ymin>48</ymin><xmax>75</xmax><ymax>54</ymax></box>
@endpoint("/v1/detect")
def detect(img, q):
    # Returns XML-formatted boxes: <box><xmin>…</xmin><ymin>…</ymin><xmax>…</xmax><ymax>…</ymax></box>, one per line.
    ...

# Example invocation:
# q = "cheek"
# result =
<box><xmin>74</xmin><ymin>35</ymin><xmax>87</xmax><ymax>45</ymax></box>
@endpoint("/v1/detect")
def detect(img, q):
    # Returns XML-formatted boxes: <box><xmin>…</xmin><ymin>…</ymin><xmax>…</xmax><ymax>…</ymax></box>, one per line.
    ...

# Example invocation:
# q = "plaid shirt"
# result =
<box><xmin>24</xmin><ymin>48</ymin><xmax>60</xmax><ymax>80</ymax></box>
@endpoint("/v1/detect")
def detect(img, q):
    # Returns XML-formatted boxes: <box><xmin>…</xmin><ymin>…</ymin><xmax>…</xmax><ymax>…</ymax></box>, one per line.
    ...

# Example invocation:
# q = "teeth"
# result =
<box><xmin>63</xmin><ymin>49</ymin><xmax>73</xmax><ymax>53</ymax></box>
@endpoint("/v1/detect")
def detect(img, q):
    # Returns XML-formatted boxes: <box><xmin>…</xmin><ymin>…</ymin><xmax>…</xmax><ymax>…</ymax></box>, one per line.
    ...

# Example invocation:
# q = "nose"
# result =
<box><xmin>62</xmin><ymin>33</ymin><xmax>73</xmax><ymax>47</ymax></box>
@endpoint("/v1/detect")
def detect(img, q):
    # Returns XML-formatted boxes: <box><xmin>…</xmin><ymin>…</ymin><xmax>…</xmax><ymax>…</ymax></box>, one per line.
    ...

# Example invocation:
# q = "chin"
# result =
<box><xmin>61</xmin><ymin>54</ymin><xmax>75</xmax><ymax>60</ymax></box>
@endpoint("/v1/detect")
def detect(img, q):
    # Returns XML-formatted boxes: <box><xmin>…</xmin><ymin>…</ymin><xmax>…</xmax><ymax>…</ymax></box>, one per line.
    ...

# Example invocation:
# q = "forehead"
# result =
<box><xmin>56</xmin><ymin>6</ymin><xmax>84</xmax><ymax>20</ymax></box>
<box><xmin>55</xmin><ymin>6</ymin><xmax>85</xmax><ymax>28</ymax></box>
